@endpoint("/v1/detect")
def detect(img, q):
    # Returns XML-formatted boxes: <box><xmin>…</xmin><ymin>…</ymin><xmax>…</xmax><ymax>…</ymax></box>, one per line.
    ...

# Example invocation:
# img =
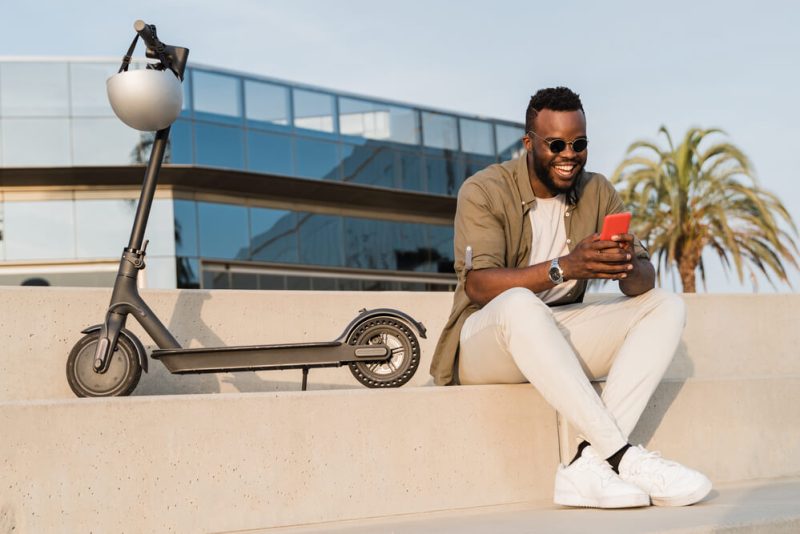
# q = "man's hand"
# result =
<box><xmin>559</xmin><ymin>233</ymin><xmax>633</xmax><ymax>281</ymax></box>
<box><xmin>611</xmin><ymin>232</ymin><xmax>655</xmax><ymax>296</ymax></box>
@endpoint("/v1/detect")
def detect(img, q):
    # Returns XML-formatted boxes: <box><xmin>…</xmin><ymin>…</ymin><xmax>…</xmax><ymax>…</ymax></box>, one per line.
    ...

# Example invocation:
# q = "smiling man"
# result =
<box><xmin>431</xmin><ymin>87</ymin><xmax>711</xmax><ymax>509</ymax></box>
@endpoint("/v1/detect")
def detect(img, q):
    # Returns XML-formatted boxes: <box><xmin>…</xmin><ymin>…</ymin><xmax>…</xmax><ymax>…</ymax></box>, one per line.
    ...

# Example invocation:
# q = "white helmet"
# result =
<box><xmin>107</xmin><ymin>68</ymin><xmax>183</xmax><ymax>131</ymax></box>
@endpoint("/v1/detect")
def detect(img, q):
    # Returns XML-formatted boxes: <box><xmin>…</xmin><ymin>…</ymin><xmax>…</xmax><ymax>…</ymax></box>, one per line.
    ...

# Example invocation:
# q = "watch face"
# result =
<box><xmin>549</xmin><ymin>262</ymin><xmax>563</xmax><ymax>284</ymax></box>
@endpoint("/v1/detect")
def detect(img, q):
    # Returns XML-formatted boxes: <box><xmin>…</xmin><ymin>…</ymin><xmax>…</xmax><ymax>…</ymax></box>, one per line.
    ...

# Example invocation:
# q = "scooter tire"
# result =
<box><xmin>66</xmin><ymin>332</ymin><xmax>142</xmax><ymax>397</ymax></box>
<box><xmin>347</xmin><ymin>316</ymin><xmax>420</xmax><ymax>388</ymax></box>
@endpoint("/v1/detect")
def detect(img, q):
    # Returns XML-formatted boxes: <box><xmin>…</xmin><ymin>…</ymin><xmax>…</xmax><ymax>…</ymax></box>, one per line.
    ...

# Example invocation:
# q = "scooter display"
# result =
<box><xmin>65</xmin><ymin>21</ymin><xmax>426</xmax><ymax>397</ymax></box>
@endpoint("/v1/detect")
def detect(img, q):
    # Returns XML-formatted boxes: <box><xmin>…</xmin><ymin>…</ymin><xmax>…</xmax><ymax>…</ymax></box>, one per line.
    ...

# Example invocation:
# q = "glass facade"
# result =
<box><xmin>0</xmin><ymin>59</ymin><xmax>524</xmax><ymax>291</ymax></box>
<box><xmin>174</xmin><ymin>199</ymin><xmax>454</xmax><ymax>290</ymax></box>
<box><xmin>0</xmin><ymin>59</ymin><xmax>525</xmax><ymax>190</ymax></box>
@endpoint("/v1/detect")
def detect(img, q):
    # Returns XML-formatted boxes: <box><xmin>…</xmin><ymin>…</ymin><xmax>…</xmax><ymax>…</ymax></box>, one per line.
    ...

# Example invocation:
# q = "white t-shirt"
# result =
<box><xmin>528</xmin><ymin>194</ymin><xmax>577</xmax><ymax>303</ymax></box>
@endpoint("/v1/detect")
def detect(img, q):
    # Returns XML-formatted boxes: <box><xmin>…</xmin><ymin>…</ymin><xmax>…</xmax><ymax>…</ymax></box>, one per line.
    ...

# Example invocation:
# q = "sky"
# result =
<box><xmin>2</xmin><ymin>0</ymin><xmax>799</xmax><ymax>292</ymax></box>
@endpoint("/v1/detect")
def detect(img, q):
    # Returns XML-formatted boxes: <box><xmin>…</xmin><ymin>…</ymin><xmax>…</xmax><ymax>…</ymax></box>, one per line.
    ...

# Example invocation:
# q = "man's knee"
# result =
<box><xmin>641</xmin><ymin>288</ymin><xmax>686</xmax><ymax>326</ymax></box>
<box><xmin>489</xmin><ymin>287</ymin><xmax>552</xmax><ymax>324</ymax></box>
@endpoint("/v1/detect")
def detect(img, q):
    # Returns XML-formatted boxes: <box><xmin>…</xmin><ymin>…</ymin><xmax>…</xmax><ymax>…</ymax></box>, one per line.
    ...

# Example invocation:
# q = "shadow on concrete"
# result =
<box><xmin>136</xmin><ymin>290</ymin><xmax>223</xmax><ymax>395</ymax></box>
<box><xmin>138</xmin><ymin>290</ymin><xmax>360</xmax><ymax>395</ymax></box>
<box><xmin>629</xmin><ymin>340</ymin><xmax>693</xmax><ymax>446</ymax></box>
<box><xmin>220</xmin><ymin>372</ymin><xmax>357</xmax><ymax>393</ymax></box>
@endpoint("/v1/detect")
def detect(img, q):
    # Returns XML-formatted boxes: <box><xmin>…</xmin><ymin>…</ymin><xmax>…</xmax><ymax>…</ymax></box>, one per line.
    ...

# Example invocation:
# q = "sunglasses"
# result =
<box><xmin>528</xmin><ymin>130</ymin><xmax>588</xmax><ymax>154</ymax></box>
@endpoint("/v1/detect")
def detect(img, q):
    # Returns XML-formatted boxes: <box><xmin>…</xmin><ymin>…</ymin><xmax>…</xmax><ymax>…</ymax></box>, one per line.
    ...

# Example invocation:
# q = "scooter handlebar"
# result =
<box><xmin>134</xmin><ymin>20</ymin><xmax>164</xmax><ymax>52</ymax></box>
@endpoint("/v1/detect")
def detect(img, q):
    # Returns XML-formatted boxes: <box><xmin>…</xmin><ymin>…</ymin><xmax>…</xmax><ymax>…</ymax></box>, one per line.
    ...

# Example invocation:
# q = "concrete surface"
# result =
<box><xmin>0</xmin><ymin>386</ymin><xmax>559</xmax><ymax>533</ymax></box>
<box><xmin>253</xmin><ymin>477</ymin><xmax>800</xmax><ymax>534</ymax></box>
<box><xmin>2</xmin><ymin>288</ymin><xmax>800</xmax><ymax>401</ymax></box>
<box><xmin>2</xmin><ymin>288</ymin><xmax>799</xmax><ymax>532</ymax></box>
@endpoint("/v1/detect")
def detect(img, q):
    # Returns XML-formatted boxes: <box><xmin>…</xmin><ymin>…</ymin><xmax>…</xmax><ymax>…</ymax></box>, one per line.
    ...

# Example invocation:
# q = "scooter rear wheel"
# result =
<box><xmin>347</xmin><ymin>316</ymin><xmax>420</xmax><ymax>388</ymax></box>
<box><xmin>66</xmin><ymin>333</ymin><xmax>142</xmax><ymax>397</ymax></box>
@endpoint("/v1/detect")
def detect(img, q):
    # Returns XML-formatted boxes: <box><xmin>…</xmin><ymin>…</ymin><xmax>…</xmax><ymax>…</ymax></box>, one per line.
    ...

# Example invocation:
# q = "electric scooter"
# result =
<box><xmin>65</xmin><ymin>21</ymin><xmax>426</xmax><ymax>397</ymax></box>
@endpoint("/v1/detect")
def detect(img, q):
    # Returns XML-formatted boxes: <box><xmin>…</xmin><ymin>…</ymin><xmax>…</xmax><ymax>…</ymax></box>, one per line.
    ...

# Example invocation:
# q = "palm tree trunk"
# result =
<box><xmin>678</xmin><ymin>257</ymin><xmax>697</xmax><ymax>293</ymax></box>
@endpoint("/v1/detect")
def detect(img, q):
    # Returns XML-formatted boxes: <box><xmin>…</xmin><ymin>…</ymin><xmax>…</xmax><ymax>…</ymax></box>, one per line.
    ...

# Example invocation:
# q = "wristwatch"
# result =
<box><xmin>548</xmin><ymin>257</ymin><xmax>564</xmax><ymax>285</ymax></box>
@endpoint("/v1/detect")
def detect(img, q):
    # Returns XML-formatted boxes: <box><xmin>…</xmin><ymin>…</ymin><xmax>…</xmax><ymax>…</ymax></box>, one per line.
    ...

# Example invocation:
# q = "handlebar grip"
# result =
<box><xmin>133</xmin><ymin>20</ymin><xmax>163</xmax><ymax>51</ymax></box>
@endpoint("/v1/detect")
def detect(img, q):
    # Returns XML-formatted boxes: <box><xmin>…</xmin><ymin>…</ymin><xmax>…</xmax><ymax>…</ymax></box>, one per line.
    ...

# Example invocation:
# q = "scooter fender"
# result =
<box><xmin>338</xmin><ymin>308</ymin><xmax>427</xmax><ymax>343</ymax></box>
<box><xmin>81</xmin><ymin>325</ymin><xmax>149</xmax><ymax>373</ymax></box>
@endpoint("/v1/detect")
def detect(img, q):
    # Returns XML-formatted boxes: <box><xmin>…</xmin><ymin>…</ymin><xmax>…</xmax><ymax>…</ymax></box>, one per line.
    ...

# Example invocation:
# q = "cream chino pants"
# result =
<box><xmin>459</xmin><ymin>287</ymin><xmax>685</xmax><ymax>459</ymax></box>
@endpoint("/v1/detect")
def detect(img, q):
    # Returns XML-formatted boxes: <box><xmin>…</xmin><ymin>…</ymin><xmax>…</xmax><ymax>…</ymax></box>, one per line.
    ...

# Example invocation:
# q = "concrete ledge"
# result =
<box><xmin>2</xmin><ymin>288</ymin><xmax>800</xmax><ymax>401</ymax></box>
<box><xmin>0</xmin><ymin>385</ymin><xmax>559</xmax><ymax>533</ymax></box>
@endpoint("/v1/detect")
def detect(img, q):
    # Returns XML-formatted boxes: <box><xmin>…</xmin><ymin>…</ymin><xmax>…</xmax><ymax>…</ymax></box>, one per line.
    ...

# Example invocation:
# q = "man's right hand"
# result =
<box><xmin>559</xmin><ymin>233</ymin><xmax>633</xmax><ymax>281</ymax></box>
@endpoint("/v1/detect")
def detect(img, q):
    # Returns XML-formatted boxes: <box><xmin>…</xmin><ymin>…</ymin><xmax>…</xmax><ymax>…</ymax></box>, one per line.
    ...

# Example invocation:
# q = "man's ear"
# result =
<box><xmin>522</xmin><ymin>134</ymin><xmax>533</xmax><ymax>152</ymax></box>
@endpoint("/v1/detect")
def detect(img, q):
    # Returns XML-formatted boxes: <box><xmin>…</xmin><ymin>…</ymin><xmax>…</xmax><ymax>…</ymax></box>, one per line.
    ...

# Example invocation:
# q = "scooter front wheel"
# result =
<box><xmin>66</xmin><ymin>333</ymin><xmax>142</xmax><ymax>397</ymax></box>
<box><xmin>347</xmin><ymin>316</ymin><xmax>420</xmax><ymax>388</ymax></box>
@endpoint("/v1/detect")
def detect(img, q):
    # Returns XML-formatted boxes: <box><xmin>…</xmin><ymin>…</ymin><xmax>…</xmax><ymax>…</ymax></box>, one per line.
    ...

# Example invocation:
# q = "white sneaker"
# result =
<box><xmin>554</xmin><ymin>446</ymin><xmax>650</xmax><ymax>508</ymax></box>
<box><xmin>618</xmin><ymin>445</ymin><xmax>712</xmax><ymax>507</ymax></box>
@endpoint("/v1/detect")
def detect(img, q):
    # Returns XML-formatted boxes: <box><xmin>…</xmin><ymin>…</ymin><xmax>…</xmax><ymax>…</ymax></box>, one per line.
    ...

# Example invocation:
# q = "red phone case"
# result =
<box><xmin>600</xmin><ymin>212</ymin><xmax>631</xmax><ymax>240</ymax></box>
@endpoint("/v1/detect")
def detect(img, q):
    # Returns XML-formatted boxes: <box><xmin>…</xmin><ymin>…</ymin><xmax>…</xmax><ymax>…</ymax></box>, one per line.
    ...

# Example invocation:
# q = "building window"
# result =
<box><xmin>4</xmin><ymin>201</ymin><xmax>75</xmax><ymax>260</ymax></box>
<box><xmin>0</xmin><ymin>62</ymin><xmax>69</xmax><ymax>117</ymax></box>
<box><xmin>195</xmin><ymin>122</ymin><xmax>245</xmax><ymax>169</ymax></box>
<box><xmin>246</xmin><ymin>130</ymin><xmax>292</xmax><ymax>175</ymax></box>
<box><xmin>192</xmin><ymin>70</ymin><xmax>242</xmax><ymax>123</ymax></box>
<box><xmin>174</xmin><ymin>200</ymin><xmax>199</xmax><ymax>257</ymax></box>
<box><xmin>422</xmin><ymin>112</ymin><xmax>458</xmax><ymax>151</ymax></box>
<box><xmin>197</xmin><ymin>202</ymin><xmax>249</xmax><ymax>260</ymax></box>
<box><xmin>460</xmin><ymin>118</ymin><xmax>495</xmax><ymax>157</ymax></box>
<box><xmin>294</xmin><ymin>137</ymin><xmax>340</xmax><ymax>180</ymax></box>
<box><xmin>341</xmin><ymin>142</ymin><xmax>396</xmax><ymax>188</ymax></box>
<box><xmin>293</xmin><ymin>89</ymin><xmax>335</xmax><ymax>133</ymax></box>
<box><xmin>2</xmin><ymin>118</ymin><xmax>71</xmax><ymax>167</ymax></box>
<box><xmin>72</xmin><ymin>118</ymin><xmax>143</xmax><ymax>165</ymax></box>
<box><xmin>69</xmin><ymin>62</ymin><xmax>118</xmax><ymax>117</ymax></box>
<box><xmin>339</xmin><ymin>97</ymin><xmax>419</xmax><ymax>145</ymax></box>
<box><xmin>244</xmin><ymin>80</ymin><xmax>290</xmax><ymax>128</ymax></box>
<box><xmin>250</xmin><ymin>208</ymin><xmax>299</xmax><ymax>263</ymax></box>
<box><xmin>496</xmin><ymin>124</ymin><xmax>525</xmax><ymax>161</ymax></box>
<box><xmin>297</xmin><ymin>212</ymin><xmax>343</xmax><ymax>266</ymax></box>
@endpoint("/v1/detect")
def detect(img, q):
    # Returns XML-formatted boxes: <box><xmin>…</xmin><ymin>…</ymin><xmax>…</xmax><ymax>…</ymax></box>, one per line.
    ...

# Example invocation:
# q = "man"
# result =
<box><xmin>431</xmin><ymin>87</ymin><xmax>711</xmax><ymax>509</ymax></box>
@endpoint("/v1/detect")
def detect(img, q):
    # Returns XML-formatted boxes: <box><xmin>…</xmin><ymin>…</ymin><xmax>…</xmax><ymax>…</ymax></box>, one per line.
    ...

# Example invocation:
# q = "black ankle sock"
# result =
<box><xmin>606</xmin><ymin>444</ymin><xmax>632</xmax><ymax>474</ymax></box>
<box><xmin>569</xmin><ymin>440</ymin><xmax>591</xmax><ymax>465</ymax></box>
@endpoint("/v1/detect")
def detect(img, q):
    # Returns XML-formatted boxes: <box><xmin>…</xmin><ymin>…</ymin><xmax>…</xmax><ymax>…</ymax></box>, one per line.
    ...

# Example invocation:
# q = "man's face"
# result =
<box><xmin>523</xmin><ymin>109</ymin><xmax>587</xmax><ymax>198</ymax></box>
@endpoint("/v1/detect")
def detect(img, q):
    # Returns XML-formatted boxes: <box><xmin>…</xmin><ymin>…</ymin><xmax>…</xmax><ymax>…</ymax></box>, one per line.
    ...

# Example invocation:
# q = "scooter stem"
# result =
<box><xmin>128</xmin><ymin>126</ymin><xmax>170</xmax><ymax>250</ymax></box>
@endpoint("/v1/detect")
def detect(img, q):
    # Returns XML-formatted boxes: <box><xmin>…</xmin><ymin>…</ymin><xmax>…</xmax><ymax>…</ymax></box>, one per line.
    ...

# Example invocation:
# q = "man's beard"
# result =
<box><xmin>532</xmin><ymin>151</ymin><xmax>582</xmax><ymax>196</ymax></box>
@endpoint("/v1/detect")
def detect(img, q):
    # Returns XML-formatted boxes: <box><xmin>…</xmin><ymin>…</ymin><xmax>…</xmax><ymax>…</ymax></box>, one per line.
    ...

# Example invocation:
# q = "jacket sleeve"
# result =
<box><xmin>453</xmin><ymin>180</ymin><xmax>508</xmax><ymax>284</ymax></box>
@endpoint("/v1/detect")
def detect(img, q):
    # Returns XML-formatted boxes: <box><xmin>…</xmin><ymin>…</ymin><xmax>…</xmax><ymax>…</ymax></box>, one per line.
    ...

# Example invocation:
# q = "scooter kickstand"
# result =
<box><xmin>301</xmin><ymin>367</ymin><xmax>309</xmax><ymax>391</ymax></box>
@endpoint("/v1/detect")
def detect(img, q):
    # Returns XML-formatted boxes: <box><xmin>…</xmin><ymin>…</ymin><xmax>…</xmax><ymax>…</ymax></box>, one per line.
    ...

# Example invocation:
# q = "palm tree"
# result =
<box><xmin>611</xmin><ymin>126</ymin><xmax>798</xmax><ymax>292</ymax></box>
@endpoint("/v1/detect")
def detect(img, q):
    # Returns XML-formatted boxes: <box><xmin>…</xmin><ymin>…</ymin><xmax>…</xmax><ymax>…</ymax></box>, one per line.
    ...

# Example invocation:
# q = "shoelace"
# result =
<box><xmin>629</xmin><ymin>448</ymin><xmax>680</xmax><ymax>487</ymax></box>
<box><xmin>581</xmin><ymin>454</ymin><xmax>617</xmax><ymax>486</ymax></box>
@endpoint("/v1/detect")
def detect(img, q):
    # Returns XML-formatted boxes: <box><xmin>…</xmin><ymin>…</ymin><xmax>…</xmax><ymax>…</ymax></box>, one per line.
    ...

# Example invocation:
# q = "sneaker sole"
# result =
<box><xmin>651</xmin><ymin>478</ymin><xmax>713</xmax><ymax>507</ymax></box>
<box><xmin>554</xmin><ymin>492</ymin><xmax>650</xmax><ymax>509</ymax></box>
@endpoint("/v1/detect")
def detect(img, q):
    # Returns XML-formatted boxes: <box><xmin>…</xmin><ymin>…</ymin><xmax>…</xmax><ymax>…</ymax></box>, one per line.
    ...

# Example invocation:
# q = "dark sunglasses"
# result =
<box><xmin>528</xmin><ymin>130</ymin><xmax>588</xmax><ymax>154</ymax></box>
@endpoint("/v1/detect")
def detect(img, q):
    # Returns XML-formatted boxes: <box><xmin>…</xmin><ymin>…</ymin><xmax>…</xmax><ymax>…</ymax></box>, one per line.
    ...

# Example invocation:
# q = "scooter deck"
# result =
<box><xmin>151</xmin><ymin>341</ymin><xmax>390</xmax><ymax>374</ymax></box>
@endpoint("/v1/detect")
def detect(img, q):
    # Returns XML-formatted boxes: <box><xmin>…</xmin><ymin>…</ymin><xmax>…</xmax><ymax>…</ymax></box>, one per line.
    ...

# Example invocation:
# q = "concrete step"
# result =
<box><xmin>2</xmin><ymin>379</ymin><xmax>799</xmax><ymax>533</ymax></box>
<box><xmin>257</xmin><ymin>477</ymin><xmax>800</xmax><ymax>534</ymax></box>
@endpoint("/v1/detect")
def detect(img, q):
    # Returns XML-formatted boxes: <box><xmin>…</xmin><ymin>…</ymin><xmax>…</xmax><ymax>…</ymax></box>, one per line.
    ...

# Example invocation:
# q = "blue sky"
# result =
<box><xmin>3</xmin><ymin>0</ymin><xmax>798</xmax><ymax>292</ymax></box>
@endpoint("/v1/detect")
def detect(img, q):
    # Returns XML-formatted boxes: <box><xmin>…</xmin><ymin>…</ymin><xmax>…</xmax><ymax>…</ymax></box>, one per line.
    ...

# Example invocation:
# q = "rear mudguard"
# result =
<box><xmin>81</xmin><ymin>325</ymin><xmax>149</xmax><ymax>373</ymax></box>
<box><xmin>337</xmin><ymin>308</ymin><xmax>427</xmax><ymax>343</ymax></box>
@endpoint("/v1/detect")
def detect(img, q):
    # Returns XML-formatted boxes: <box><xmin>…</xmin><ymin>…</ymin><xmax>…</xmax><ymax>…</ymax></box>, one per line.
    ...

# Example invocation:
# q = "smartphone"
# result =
<box><xmin>599</xmin><ymin>212</ymin><xmax>631</xmax><ymax>240</ymax></box>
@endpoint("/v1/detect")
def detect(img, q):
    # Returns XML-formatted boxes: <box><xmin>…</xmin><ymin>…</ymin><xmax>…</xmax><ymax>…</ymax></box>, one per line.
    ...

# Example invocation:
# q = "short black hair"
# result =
<box><xmin>525</xmin><ymin>87</ymin><xmax>584</xmax><ymax>133</ymax></box>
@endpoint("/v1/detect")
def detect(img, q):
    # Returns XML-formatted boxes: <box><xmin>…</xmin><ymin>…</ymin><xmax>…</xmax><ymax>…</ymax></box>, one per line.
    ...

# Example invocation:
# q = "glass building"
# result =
<box><xmin>0</xmin><ymin>58</ymin><xmax>525</xmax><ymax>291</ymax></box>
